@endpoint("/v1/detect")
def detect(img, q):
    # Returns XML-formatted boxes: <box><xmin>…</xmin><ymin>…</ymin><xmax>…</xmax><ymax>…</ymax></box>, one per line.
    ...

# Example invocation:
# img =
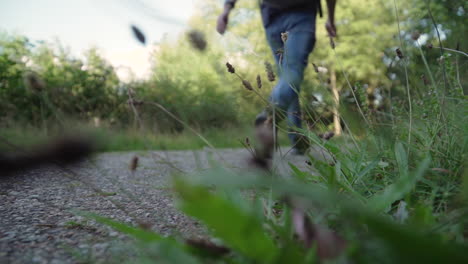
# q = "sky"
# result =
<box><xmin>0</xmin><ymin>0</ymin><xmax>197</xmax><ymax>80</ymax></box>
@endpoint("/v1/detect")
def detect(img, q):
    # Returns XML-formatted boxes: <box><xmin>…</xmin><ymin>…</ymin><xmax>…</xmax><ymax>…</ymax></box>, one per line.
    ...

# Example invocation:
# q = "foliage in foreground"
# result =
<box><xmin>86</xmin><ymin>135</ymin><xmax>467</xmax><ymax>263</ymax></box>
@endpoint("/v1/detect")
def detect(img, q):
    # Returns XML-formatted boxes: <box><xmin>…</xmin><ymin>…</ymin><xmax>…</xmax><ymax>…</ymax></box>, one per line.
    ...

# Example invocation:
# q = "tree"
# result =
<box><xmin>179</xmin><ymin>0</ymin><xmax>402</xmax><ymax>133</ymax></box>
<box><xmin>0</xmin><ymin>33</ymin><xmax>124</xmax><ymax>125</ymax></box>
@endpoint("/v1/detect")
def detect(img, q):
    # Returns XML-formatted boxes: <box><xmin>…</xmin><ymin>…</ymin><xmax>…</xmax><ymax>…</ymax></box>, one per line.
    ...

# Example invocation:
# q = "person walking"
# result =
<box><xmin>217</xmin><ymin>0</ymin><xmax>337</xmax><ymax>155</ymax></box>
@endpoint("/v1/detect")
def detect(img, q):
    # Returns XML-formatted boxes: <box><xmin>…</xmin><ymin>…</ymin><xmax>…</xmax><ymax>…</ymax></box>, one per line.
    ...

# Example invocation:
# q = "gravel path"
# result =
<box><xmin>0</xmin><ymin>147</ymin><xmax>323</xmax><ymax>263</ymax></box>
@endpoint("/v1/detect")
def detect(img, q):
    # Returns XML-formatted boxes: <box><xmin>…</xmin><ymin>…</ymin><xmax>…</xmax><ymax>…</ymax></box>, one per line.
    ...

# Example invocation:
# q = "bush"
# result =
<box><xmin>0</xmin><ymin>34</ymin><xmax>244</xmax><ymax>132</ymax></box>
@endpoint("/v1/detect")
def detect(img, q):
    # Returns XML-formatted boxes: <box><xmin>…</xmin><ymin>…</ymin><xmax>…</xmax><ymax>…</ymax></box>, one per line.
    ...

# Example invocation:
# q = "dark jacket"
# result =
<box><xmin>225</xmin><ymin>0</ymin><xmax>321</xmax><ymax>13</ymax></box>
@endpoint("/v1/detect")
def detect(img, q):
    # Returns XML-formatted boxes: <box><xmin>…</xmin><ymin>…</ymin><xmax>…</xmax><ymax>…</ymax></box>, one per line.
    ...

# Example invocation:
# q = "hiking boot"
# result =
<box><xmin>254</xmin><ymin>109</ymin><xmax>278</xmax><ymax>159</ymax></box>
<box><xmin>254</xmin><ymin>110</ymin><xmax>269</xmax><ymax>127</ymax></box>
<box><xmin>291</xmin><ymin>133</ymin><xmax>310</xmax><ymax>155</ymax></box>
<box><xmin>319</xmin><ymin>131</ymin><xmax>335</xmax><ymax>141</ymax></box>
<box><xmin>290</xmin><ymin>147</ymin><xmax>307</xmax><ymax>155</ymax></box>
<box><xmin>254</xmin><ymin>107</ymin><xmax>286</xmax><ymax>127</ymax></box>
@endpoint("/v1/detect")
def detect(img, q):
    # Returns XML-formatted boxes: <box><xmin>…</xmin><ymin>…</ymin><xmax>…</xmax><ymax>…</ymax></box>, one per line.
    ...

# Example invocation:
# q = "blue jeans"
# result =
<box><xmin>261</xmin><ymin>6</ymin><xmax>317</xmax><ymax>146</ymax></box>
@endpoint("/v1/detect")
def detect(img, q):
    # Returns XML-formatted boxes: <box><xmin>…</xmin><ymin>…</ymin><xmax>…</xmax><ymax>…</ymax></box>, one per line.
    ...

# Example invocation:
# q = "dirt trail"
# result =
<box><xmin>0</xmin><ymin>147</ymin><xmax>320</xmax><ymax>263</ymax></box>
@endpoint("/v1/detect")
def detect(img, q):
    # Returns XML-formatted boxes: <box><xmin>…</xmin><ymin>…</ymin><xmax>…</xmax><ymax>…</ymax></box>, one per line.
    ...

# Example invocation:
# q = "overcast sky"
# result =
<box><xmin>0</xmin><ymin>0</ymin><xmax>197</xmax><ymax>80</ymax></box>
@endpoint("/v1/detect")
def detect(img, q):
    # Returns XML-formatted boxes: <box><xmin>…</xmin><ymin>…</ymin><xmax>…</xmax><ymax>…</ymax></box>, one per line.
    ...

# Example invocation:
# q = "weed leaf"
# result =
<box><xmin>174</xmin><ymin>179</ymin><xmax>278</xmax><ymax>263</ymax></box>
<box><xmin>368</xmin><ymin>157</ymin><xmax>430</xmax><ymax>212</ymax></box>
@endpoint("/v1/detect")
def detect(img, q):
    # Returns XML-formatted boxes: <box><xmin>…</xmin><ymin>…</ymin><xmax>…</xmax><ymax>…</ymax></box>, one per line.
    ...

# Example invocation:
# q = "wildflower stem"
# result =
<box><xmin>127</xmin><ymin>90</ymin><xmax>144</xmax><ymax>130</ymax></box>
<box><xmin>147</xmin><ymin>102</ymin><xmax>215</xmax><ymax>149</ymax></box>
<box><xmin>432</xmin><ymin>47</ymin><xmax>468</xmax><ymax>58</ymax></box>
<box><xmin>332</xmin><ymin>49</ymin><xmax>370</xmax><ymax>127</ymax></box>
<box><xmin>393</xmin><ymin>0</ymin><xmax>412</xmax><ymax>157</ymax></box>
<box><xmin>426</xmin><ymin>0</ymin><xmax>450</xmax><ymax>92</ymax></box>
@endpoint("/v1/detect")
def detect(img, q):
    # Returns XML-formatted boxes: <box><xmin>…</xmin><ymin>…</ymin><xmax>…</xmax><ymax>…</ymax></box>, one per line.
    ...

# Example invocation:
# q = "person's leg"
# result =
<box><xmin>281</xmin><ymin>31</ymin><xmax>316</xmax><ymax>147</ymax></box>
<box><xmin>254</xmin><ymin>21</ymin><xmax>283</xmax><ymax>127</ymax></box>
<box><xmin>287</xmin><ymin>96</ymin><xmax>301</xmax><ymax>144</ymax></box>
<box><xmin>261</xmin><ymin>21</ymin><xmax>310</xmax><ymax>122</ymax></box>
<box><xmin>259</xmin><ymin>8</ymin><xmax>316</xmax><ymax>150</ymax></box>
<box><xmin>271</xmin><ymin>30</ymin><xmax>315</xmax><ymax>106</ymax></box>
<box><xmin>287</xmin><ymin>97</ymin><xmax>310</xmax><ymax>154</ymax></box>
<box><xmin>266</xmin><ymin>30</ymin><xmax>314</xmax><ymax>150</ymax></box>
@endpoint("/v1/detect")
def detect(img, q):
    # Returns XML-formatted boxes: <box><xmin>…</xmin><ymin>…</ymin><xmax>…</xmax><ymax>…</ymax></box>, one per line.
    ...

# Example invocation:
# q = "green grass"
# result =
<box><xmin>98</xmin><ymin>126</ymin><xmax>251</xmax><ymax>151</ymax></box>
<box><xmin>0</xmin><ymin>123</ymin><xmax>291</xmax><ymax>152</ymax></box>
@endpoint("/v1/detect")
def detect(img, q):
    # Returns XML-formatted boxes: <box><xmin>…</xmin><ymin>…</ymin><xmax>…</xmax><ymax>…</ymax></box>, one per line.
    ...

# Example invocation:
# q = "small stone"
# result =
<box><xmin>23</xmin><ymin>235</ymin><xmax>36</xmax><ymax>242</ymax></box>
<box><xmin>32</xmin><ymin>256</ymin><xmax>43</xmax><ymax>263</ymax></box>
<box><xmin>37</xmin><ymin>236</ymin><xmax>47</xmax><ymax>243</ymax></box>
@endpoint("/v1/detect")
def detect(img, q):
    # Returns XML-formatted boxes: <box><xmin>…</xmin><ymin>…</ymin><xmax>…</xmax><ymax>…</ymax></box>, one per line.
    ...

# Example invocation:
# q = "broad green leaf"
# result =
<box><xmin>83</xmin><ymin>212</ymin><xmax>202</xmax><ymax>264</ymax></box>
<box><xmin>354</xmin><ymin>158</ymin><xmax>380</xmax><ymax>184</ymax></box>
<box><xmin>408</xmin><ymin>204</ymin><xmax>436</xmax><ymax>228</ymax></box>
<box><xmin>139</xmin><ymin>240</ymin><xmax>204</xmax><ymax>264</ymax></box>
<box><xmin>368</xmin><ymin>157</ymin><xmax>431</xmax><ymax>212</ymax></box>
<box><xmin>312</xmin><ymin>158</ymin><xmax>335</xmax><ymax>184</ymax></box>
<box><xmin>289</xmin><ymin>162</ymin><xmax>316</xmax><ymax>182</ymax></box>
<box><xmin>395</xmin><ymin>141</ymin><xmax>408</xmax><ymax>177</ymax></box>
<box><xmin>324</xmin><ymin>141</ymin><xmax>342</xmax><ymax>158</ymax></box>
<box><xmin>274</xmin><ymin>241</ymin><xmax>307</xmax><ymax>264</ymax></box>
<box><xmin>174</xmin><ymin>179</ymin><xmax>278</xmax><ymax>263</ymax></box>
<box><xmin>83</xmin><ymin>212</ymin><xmax>163</xmax><ymax>243</ymax></box>
<box><xmin>358</xmin><ymin>211</ymin><xmax>468</xmax><ymax>264</ymax></box>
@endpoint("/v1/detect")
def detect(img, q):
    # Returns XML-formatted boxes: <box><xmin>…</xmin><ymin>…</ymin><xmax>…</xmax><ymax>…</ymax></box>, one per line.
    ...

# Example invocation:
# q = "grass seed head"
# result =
<box><xmin>256</xmin><ymin>75</ymin><xmax>262</xmax><ymax>89</ymax></box>
<box><xmin>396</xmin><ymin>48</ymin><xmax>404</xmax><ymax>59</ymax></box>
<box><xmin>420</xmin><ymin>74</ymin><xmax>430</xmax><ymax>85</ymax></box>
<box><xmin>411</xmin><ymin>31</ymin><xmax>420</xmax><ymax>41</ymax></box>
<box><xmin>226</xmin><ymin>62</ymin><xmax>235</xmax><ymax>74</ymax></box>
<box><xmin>187</xmin><ymin>29</ymin><xmax>207</xmax><ymax>51</ymax></box>
<box><xmin>264</xmin><ymin>61</ymin><xmax>275</xmax><ymax>82</ymax></box>
<box><xmin>131</xmin><ymin>25</ymin><xmax>146</xmax><ymax>45</ymax></box>
<box><xmin>24</xmin><ymin>72</ymin><xmax>45</xmax><ymax>92</ymax></box>
<box><xmin>312</xmin><ymin>63</ymin><xmax>319</xmax><ymax>73</ymax></box>
<box><xmin>242</xmin><ymin>79</ymin><xmax>253</xmax><ymax>91</ymax></box>
<box><xmin>329</xmin><ymin>37</ymin><xmax>336</xmax><ymax>49</ymax></box>
<box><xmin>137</xmin><ymin>221</ymin><xmax>153</xmax><ymax>230</ymax></box>
<box><xmin>281</xmin><ymin>31</ymin><xmax>289</xmax><ymax>43</ymax></box>
<box><xmin>129</xmin><ymin>156</ymin><xmax>139</xmax><ymax>172</ymax></box>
